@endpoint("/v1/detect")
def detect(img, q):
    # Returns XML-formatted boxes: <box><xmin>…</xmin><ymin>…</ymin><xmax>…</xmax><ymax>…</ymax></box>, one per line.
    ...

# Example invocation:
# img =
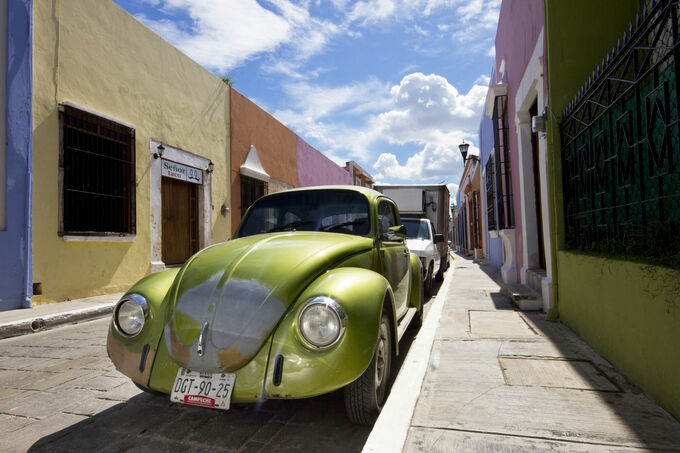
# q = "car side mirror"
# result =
<box><xmin>382</xmin><ymin>225</ymin><xmax>407</xmax><ymax>242</ymax></box>
<box><xmin>434</xmin><ymin>234</ymin><xmax>445</xmax><ymax>244</ymax></box>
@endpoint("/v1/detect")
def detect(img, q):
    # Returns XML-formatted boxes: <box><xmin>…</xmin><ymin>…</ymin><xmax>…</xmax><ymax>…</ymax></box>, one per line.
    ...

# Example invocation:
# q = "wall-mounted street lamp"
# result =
<box><xmin>206</xmin><ymin>161</ymin><xmax>215</xmax><ymax>173</ymax></box>
<box><xmin>153</xmin><ymin>143</ymin><xmax>165</xmax><ymax>159</ymax></box>
<box><xmin>458</xmin><ymin>140</ymin><xmax>469</xmax><ymax>163</ymax></box>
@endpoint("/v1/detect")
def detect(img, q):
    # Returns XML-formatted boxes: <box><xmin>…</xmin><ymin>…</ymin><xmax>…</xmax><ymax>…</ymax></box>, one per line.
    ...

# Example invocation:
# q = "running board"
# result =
<box><xmin>397</xmin><ymin>307</ymin><xmax>417</xmax><ymax>341</ymax></box>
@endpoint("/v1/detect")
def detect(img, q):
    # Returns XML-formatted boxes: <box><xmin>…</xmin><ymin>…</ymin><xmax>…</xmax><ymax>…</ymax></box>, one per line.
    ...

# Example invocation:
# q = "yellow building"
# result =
<box><xmin>31</xmin><ymin>0</ymin><xmax>231</xmax><ymax>304</ymax></box>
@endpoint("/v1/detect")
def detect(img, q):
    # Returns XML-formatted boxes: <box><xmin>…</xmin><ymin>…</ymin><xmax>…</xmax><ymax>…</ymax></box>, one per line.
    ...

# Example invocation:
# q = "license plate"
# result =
<box><xmin>170</xmin><ymin>368</ymin><xmax>236</xmax><ymax>410</ymax></box>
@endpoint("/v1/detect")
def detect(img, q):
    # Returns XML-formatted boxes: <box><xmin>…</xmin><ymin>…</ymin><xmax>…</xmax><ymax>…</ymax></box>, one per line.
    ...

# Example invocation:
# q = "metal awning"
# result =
<box><xmin>239</xmin><ymin>145</ymin><xmax>270</xmax><ymax>181</ymax></box>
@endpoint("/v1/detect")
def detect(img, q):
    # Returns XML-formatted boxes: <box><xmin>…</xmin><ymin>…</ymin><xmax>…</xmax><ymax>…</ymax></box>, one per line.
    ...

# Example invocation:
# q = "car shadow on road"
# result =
<box><xmin>29</xmin><ymin>388</ymin><xmax>371</xmax><ymax>452</ymax></box>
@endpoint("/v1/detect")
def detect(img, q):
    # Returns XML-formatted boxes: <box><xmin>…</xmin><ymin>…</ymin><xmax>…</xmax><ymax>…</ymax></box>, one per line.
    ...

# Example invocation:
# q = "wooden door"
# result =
<box><xmin>162</xmin><ymin>177</ymin><xmax>199</xmax><ymax>265</ymax></box>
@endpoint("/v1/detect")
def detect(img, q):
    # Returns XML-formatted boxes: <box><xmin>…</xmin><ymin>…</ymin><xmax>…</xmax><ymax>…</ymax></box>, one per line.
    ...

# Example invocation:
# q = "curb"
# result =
<box><xmin>0</xmin><ymin>304</ymin><xmax>116</xmax><ymax>340</ymax></box>
<box><xmin>362</xmin><ymin>257</ymin><xmax>457</xmax><ymax>453</ymax></box>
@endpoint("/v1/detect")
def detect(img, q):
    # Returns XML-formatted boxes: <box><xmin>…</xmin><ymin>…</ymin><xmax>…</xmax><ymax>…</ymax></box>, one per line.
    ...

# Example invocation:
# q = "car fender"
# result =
<box><xmin>106</xmin><ymin>268</ymin><xmax>180</xmax><ymax>387</ymax></box>
<box><xmin>263</xmin><ymin>267</ymin><xmax>394</xmax><ymax>399</ymax></box>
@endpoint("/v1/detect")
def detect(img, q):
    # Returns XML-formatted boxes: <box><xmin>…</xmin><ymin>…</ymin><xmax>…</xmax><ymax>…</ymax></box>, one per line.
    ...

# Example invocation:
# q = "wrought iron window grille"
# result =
<box><xmin>560</xmin><ymin>0</ymin><xmax>679</xmax><ymax>265</ymax></box>
<box><xmin>492</xmin><ymin>95</ymin><xmax>515</xmax><ymax>230</ymax></box>
<box><xmin>241</xmin><ymin>175</ymin><xmax>267</xmax><ymax>216</ymax></box>
<box><xmin>486</xmin><ymin>156</ymin><xmax>497</xmax><ymax>231</ymax></box>
<box><xmin>59</xmin><ymin>105</ymin><xmax>136</xmax><ymax>236</ymax></box>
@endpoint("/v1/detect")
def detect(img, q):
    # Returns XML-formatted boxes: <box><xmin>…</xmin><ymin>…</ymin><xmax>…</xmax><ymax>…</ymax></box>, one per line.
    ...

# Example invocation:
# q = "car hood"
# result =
<box><xmin>406</xmin><ymin>238</ymin><xmax>432</xmax><ymax>254</ymax></box>
<box><xmin>164</xmin><ymin>232</ymin><xmax>373</xmax><ymax>373</ymax></box>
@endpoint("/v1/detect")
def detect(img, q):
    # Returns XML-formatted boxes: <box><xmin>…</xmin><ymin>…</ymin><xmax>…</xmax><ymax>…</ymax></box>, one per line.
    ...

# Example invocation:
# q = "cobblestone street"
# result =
<box><xmin>0</xmin><ymin>318</ymin><xmax>377</xmax><ymax>452</ymax></box>
<box><xmin>0</xmin><ymin>287</ymin><xmax>437</xmax><ymax>453</ymax></box>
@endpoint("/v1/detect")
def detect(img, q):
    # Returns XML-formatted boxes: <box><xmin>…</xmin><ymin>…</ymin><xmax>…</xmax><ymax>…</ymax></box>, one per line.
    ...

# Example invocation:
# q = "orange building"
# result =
<box><xmin>229</xmin><ymin>88</ymin><xmax>298</xmax><ymax>234</ymax></box>
<box><xmin>455</xmin><ymin>155</ymin><xmax>483</xmax><ymax>259</ymax></box>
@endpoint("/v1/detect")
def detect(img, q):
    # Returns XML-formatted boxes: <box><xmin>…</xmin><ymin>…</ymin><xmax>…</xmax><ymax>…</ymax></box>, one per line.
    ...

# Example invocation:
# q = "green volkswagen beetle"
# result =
<box><xmin>107</xmin><ymin>186</ymin><xmax>423</xmax><ymax>424</ymax></box>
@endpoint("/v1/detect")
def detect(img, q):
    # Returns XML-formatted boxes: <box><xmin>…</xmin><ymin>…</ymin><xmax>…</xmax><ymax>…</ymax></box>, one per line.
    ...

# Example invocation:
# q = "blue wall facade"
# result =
<box><xmin>1</xmin><ymin>0</ymin><xmax>33</xmax><ymax>310</ymax></box>
<box><xmin>479</xmin><ymin>77</ymin><xmax>503</xmax><ymax>269</ymax></box>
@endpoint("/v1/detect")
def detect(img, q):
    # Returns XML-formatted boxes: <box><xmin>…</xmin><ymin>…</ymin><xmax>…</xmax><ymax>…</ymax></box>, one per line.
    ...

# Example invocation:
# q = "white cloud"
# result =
<box><xmin>270</xmin><ymin>77</ymin><xmax>393</xmax><ymax>160</ymax></box>
<box><xmin>270</xmin><ymin>71</ymin><xmax>488</xmax><ymax>183</ymax></box>
<box><xmin>282</xmin><ymin>77</ymin><xmax>392</xmax><ymax>119</ymax></box>
<box><xmin>378</xmin><ymin>72</ymin><xmax>487</xmax><ymax>144</ymax></box>
<box><xmin>475</xmin><ymin>74</ymin><xmax>491</xmax><ymax>85</ymax></box>
<box><xmin>372</xmin><ymin>140</ymin><xmax>479</xmax><ymax>182</ymax></box>
<box><xmin>447</xmin><ymin>182</ymin><xmax>459</xmax><ymax>200</ymax></box>
<box><xmin>134</xmin><ymin>0</ymin><xmax>339</xmax><ymax>73</ymax></box>
<box><xmin>347</xmin><ymin>0</ymin><xmax>398</xmax><ymax>25</ymax></box>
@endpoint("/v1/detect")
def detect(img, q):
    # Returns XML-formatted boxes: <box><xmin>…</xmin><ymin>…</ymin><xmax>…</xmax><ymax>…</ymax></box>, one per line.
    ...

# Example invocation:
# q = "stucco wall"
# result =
<box><xmin>297</xmin><ymin>137</ymin><xmax>350</xmax><ymax>187</ymax></box>
<box><xmin>230</xmin><ymin>88</ymin><xmax>297</xmax><ymax>233</ymax></box>
<box><xmin>32</xmin><ymin>0</ymin><xmax>230</xmax><ymax>304</ymax></box>
<box><xmin>0</xmin><ymin>0</ymin><xmax>32</xmax><ymax>310</ymax></box>
<box><xmin>557</xmin><ymin>252</ymin><xmax>680</xmax><ymax>419</ymax></box>
<box><xmin>0</xmin><ymin>0</ymin><xmax>6</xmax><ymax>231</ymax></box>
<box><xmin>545</xmin><ymin>0</ymin><xmax>679</xmax><ymax>420</ymax></box>
<box><xmin>494</xmin><ymin>0</ymin><xmax>544</xmax><ymax>281</ymax></box>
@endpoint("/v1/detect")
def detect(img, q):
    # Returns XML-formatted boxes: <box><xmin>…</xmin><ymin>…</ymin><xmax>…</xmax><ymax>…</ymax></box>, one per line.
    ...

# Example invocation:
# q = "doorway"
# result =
<box><xmin>530</xmin><ymin>100</ymin><xmax>546</xmax><ymax>270</ymax></box>
<box><xmin>162</xmin><ymin>177</ymin><xmax>199</xmax><ymax>265</ymax></box>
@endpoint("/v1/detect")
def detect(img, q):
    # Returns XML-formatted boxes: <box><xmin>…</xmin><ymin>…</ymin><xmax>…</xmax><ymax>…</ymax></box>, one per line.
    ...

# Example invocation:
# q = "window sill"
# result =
<box><xmin>63</xmin><ymin>235</ymin><xmax>136</xmax><ymax>243</ymax></box>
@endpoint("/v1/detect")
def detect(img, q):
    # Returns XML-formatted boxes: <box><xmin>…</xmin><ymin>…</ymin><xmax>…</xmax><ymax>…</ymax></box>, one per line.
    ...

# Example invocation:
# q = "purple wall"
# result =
<box><xmin>1</xmin><ymin>0</ymin><xmax>33</xmax><ymax>310</ymax></box>
<box><xmin>296</xmin><ymin>137</ymin><xmax>351</xmax><ymax>187</ymax></box>
<box><xmin>494</xmin><ymin>0</ymin><xmax>545</xmax><ymax>280</ymax></box>
<box><xmin>479</xmin><ymin>72</ymin><xmax>503</xmax><ymax>269</ymax></box>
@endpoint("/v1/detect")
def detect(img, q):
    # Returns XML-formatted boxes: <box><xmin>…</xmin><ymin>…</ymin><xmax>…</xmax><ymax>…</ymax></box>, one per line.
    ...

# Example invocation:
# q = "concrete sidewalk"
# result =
<box><xmin>0</xmin><ymin>293</ymin><xmax>122</xmax><ymax>339</ymax></box>
<box><xmin>366</xmin><ymin>254</ymin><xmax>680</xmax><ymax>452</ymax></box>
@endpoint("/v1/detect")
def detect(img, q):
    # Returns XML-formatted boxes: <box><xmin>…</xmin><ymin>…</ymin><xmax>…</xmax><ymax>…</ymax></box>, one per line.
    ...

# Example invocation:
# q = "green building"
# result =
<box><xmin>545</xmin><ymin>0</ymin><xmax>680</xmax><ymax>420</ymax></box>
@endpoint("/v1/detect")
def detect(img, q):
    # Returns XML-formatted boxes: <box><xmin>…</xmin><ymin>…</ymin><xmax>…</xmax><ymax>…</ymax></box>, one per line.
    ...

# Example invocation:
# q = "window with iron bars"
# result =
<box><xmin>241</xmin><ymin>175</ymin><xmax>267</xmax><ymax>216</ymax></box>
<box><xmin>472</xmin><ymin>191</ymin><xmax>480</xmax><ymax>248</ymax></box>
<box><xmin>492</xmin><ymin>95</ymin><xmax>515</xmax><ymax>229</ymax></box>
<box><xmin>560</xmin><ymin>0</ymin><xmax>679</xmax><ymax>265</ymax></box>
<box><xmin>486</xmin><ymin>156</ymin><xmax>497</xmax><ymax>230</ymax></box>
<box><xmin>59</xmin><ymin>105</ymin><xmax>136</xmax><ymax>236</ymax></box>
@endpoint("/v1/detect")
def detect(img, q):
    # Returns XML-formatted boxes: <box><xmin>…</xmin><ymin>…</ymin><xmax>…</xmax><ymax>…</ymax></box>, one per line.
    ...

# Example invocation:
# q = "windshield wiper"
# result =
<box><xmin>320</xmin><ymin>219</ymin><xmax>366</xmax><ymax>232</ymax></box>
<box><xmin>266</xmin><ymin>220</ymin><xmax>313</xmax><ymax>233</ymax></box>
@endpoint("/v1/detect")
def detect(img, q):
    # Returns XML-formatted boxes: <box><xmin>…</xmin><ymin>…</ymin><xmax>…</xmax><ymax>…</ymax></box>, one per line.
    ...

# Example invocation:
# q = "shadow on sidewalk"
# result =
<box><xmin>460</xmin><ymin>252</ymin><xmax>680</xmax><ymax>450</ymax></box>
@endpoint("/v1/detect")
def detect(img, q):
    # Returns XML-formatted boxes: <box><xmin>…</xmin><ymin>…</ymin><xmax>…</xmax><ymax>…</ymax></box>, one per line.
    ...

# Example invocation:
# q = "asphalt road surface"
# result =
<box><xmin>0</xmin><ymin>279</ymin><xmax>443</xmax><ymax>453</ymax></box>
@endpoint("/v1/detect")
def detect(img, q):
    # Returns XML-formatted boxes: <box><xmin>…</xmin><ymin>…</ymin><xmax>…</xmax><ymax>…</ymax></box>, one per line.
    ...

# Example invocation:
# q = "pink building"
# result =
<box><xmin>296</xmin><ymin>138</ymin><xmax>352</xmax><ymax>187</ymax></box>
<box><xmin>487</xmin><ymin>0</ymin><xmax>552</xmax><ymax>310</ymax></box>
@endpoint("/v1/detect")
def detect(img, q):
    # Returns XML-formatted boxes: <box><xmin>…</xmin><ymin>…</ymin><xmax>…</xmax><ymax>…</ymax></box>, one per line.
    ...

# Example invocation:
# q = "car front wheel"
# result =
<box><xmin>344</xmin><ymin>312</ymin><xmax>393</xmax><ymax>425</ymax></box>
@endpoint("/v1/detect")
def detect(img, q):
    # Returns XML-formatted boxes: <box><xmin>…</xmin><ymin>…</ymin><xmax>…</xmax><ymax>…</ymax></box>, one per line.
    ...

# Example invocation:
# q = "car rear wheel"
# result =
<box><xmin>344</xmin><ymin>312</ymin><xmax>392</xmax><ymax>425</ymax></box>
<box><xmin>435</xmin><ymin>256</ymin><xmax>445</xmax><ymax>281</ymax></box>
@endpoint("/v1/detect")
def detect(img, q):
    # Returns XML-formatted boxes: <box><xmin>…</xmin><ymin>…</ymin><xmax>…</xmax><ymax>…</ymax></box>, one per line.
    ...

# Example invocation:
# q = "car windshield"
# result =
<box><xmin>402</xmin><ymin>219</ymin><xmax>430</xmax><ymax>240</ymax></box>
<box><xmin>237</xmin><ymin>189</ymin><xmax>371</xmax><ymax>238</ymax></box>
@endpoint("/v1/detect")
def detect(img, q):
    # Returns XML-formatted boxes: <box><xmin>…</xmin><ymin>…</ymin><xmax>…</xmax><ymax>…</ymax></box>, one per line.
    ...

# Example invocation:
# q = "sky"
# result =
<box><xmin>113</xmin><ymin>0</ymin><xmax>500</xmax><ymax>197</ymax></box>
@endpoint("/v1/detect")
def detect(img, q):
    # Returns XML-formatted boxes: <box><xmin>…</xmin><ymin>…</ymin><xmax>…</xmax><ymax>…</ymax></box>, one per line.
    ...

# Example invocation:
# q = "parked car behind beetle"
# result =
<box><xmin>402</xmin><ymin>217</ymin><xmax>445</xmax><ymax>297</ymax></box>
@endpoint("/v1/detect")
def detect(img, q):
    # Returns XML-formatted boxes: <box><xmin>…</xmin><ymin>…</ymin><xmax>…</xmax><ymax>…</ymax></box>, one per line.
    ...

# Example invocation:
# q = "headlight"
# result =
<box><xmin>113</xmin><ymin>294</ymin><xmax>148</xmax><ymax>337</ymax></box>
<box><xmin>297</xmin><ymin>297</ymin><xmax>347</xmax><ymax>349</ymax></box>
